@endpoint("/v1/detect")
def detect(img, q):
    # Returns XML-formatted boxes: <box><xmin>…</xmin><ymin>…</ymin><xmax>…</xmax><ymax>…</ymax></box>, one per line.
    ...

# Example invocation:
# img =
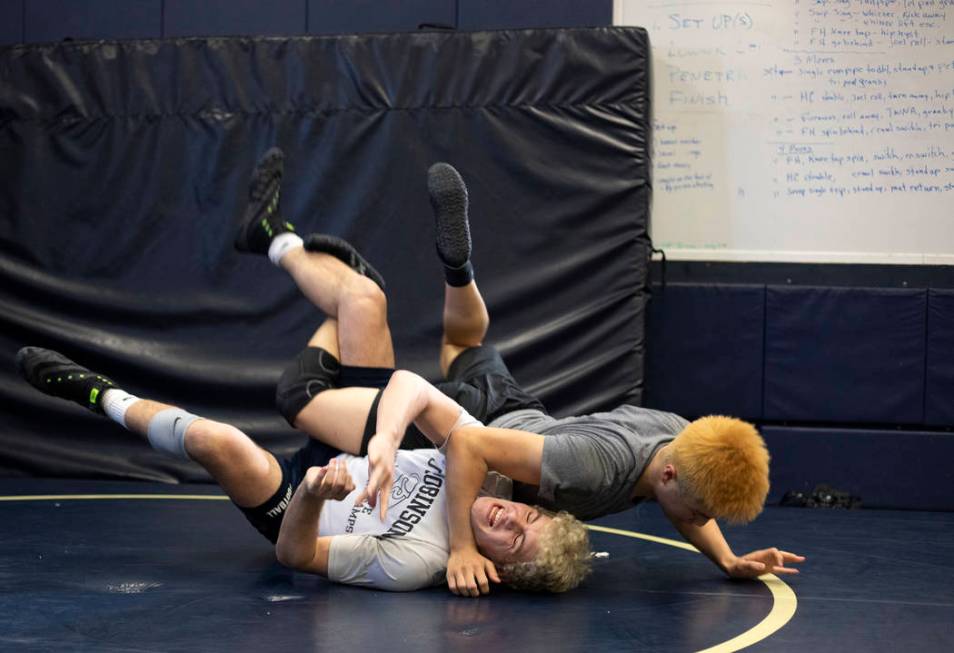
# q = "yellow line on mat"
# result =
<box><xmin>1</xmin><ymin>495</ymin><xmax>796</xmax><ymax>652</ymax></box>
<box><xmin>586</xmin><ymin>524</ymin><xmax>798</xmax><ymax>653</ymax></box>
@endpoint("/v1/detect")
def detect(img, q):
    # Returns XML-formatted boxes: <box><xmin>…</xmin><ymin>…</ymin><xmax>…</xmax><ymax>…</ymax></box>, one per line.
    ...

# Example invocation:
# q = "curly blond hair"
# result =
<box><xmin>499</xmin><ymin>509</ymin><xmax>591</xmax><ymax>593</ymax></box>
<box><xmin>669</xmin><ymin>415</ymin><xmax>770</xmax><ymax>524</ymax></box>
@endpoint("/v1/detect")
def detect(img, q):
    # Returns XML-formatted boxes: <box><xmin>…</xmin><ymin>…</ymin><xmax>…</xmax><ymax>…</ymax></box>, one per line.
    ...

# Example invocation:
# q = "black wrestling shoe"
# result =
<box><xmin>427</xmin><ymin>162</ymin><xmax>472</xmax><ymax>268</ymax></box>
<box><xmin>304</xmin><ymin>233</ymin><xmax>386</xmax><ymax>290</ymax></box>
<box><xmin>15</xmin><ymin>347</ymin><xmax>117</xmax><ymax>414</ymax></box>
<box><xmin>235</xmin><ymin>147</ymin><xmax>295</xmax><ymax>255</ymax></box>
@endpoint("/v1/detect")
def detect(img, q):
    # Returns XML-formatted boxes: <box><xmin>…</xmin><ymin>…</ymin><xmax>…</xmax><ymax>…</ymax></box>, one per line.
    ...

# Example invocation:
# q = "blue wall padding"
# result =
<box><xmin>763</xmin><ymin>426</ymin><xmax>954</xmax><ymax>511</ymax></box>
<box><xmin>764</xmin><ymin>286</ymin><xmax>926</xmax><ymax>424</ymax></box>
<box><xmin>164</xmin><ymin>0</ymin><xmax>306</xmax><ymax>38</ymax></box>
<box><xmin>0</xmin><ymin>29</ymin><xmax>652</xmax><ymax>480</ymax></box>
<box><xmin>459</xmin><ymin>0</ymin><xmax>611</xmax><ymax>30</ymax></box>
<box><xmin>24</xmin><ymin>0</ymin><xmax>161</xmax><ymax>42</ymax></box>
<box><xmin>0</xmin><ymin>0</ymin><xmax>22</xmax><ymax>44</ymax></box>
<box><xmin>645</xmin><ymin>284</ymin><xmax>765</xmax><ymax>420</ymax></box>
<box><xmin>9</xmin><ymin>0</ymin><xmax>614</xmax><ymax>44</ymax></box>
<box><xmin>307</xmin><ymin>0</ymin><xmax>456</xmax><ymax>33</ymax></box>
<box><xmin>926</xmin><ymin>289</ymin><xmax>954</xmax><ymax>426</ymax></box>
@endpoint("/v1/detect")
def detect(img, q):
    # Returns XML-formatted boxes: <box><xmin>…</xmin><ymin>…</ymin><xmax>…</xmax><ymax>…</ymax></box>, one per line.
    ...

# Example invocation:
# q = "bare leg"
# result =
<box><xmin>287</xmin><ymin>316</ymin><xmax>384</xmax><ymax>454</ymax></box>
<box><xmin>440</xmin><ymin>280</ymin><xmax>490</xmax><ymax>377</ymax></box>
<box><xmin>280</xmin><ymin>247</ymin><xmax>394</xmax><ymax>367</ymax></box>
<box><xmin>15</xmin><ymin>346</ymin><xmax>284</xmax><ymax>509</ymax></box>
<box><xmin>124</xmin><ymin>400</ymin><xmax>281</xmax><ymax>508</ymax></box>
<box><xmin>291</xmin><ymin>387</ymin><xmax>380</xmax><ymax>455</ymax></box>
<box><xmin>280</xmin><ymin>254</ymin><xmax>393</xmax><ymax>454</ymax></box>
<box><xmin>308</xmin><ymin>318</ymin><xmax>340</xmax><ymax>357</ymax></box>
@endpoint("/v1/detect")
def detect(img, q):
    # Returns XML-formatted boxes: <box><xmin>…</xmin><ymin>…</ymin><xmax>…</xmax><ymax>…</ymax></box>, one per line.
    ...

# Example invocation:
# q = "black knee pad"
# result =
<box><xmin>275</xmin><ymin>347</ymin><xmax>341</xmax><ymax>426</ymax></box>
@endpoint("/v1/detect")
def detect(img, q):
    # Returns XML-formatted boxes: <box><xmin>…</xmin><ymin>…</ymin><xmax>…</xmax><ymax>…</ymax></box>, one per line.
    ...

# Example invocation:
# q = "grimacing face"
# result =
<box><xmin>470</xmin><ymin>496</ymin><xmax>552</xmax><ymax>565</ymax></box>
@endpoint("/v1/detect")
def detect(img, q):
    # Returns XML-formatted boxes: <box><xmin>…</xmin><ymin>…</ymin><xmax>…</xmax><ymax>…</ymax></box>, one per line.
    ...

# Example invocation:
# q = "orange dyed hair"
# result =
<box><xmin>669</xmin><ymin>416</ymin><xmax>770</xmax><ymax>524</ymax></box>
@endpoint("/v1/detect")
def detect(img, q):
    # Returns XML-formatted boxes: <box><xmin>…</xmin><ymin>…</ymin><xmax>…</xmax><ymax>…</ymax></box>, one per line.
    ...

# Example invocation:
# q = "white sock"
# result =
<box><xmin>268</xmin><ymin>233</ymin><xmax>304</xmax><ymax>267</ymax></box>
<box><xmin>101</xmin><ymin>389</ymin><xmax>139</xmax><ymax>428</ymax></box>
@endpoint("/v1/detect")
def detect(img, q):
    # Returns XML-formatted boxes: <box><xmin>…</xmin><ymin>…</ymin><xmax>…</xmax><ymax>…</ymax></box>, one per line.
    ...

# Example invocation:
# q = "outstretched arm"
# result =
<box><xmin>670</xmin><ymin>517</ymin><xmax>805</xmax><ymax>579</ymax></box>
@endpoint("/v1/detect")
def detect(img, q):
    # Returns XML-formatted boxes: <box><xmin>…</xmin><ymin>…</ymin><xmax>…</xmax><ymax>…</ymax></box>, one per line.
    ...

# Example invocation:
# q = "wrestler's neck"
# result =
<box><xmin>629</xmin><ymin>442</ymin><xmax>671</xmax><ymax>501</ymax></box>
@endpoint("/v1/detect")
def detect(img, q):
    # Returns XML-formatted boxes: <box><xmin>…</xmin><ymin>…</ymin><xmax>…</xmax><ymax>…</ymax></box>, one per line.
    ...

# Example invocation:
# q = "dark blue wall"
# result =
<box><xmin>0</xmin><ymin>0</ymin><xmax>612</xmax><ymax>44</ymax></box>
<box><xmin>646</xmin><ymin>281</ymin><xmax>951</xmax><ymax>426</ymax></box>
<box><xmin>645</xmin><ymin>277</ymin><xmax>954</xmax><ymax>510</ymax></box>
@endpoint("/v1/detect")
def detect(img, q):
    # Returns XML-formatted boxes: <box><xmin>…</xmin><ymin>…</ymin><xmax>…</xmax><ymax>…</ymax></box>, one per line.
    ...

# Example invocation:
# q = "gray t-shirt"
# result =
<box><xmin>489</xmin><ymin>405</ymin><xmax>689</xmax><ymax>520</ymax></box>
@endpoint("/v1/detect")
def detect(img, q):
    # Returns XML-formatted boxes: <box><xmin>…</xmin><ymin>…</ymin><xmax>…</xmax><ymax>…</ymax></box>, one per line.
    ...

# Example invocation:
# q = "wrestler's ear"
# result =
<box><xmin>662</xmin><ymin>463</ymin><xmax>677</xmax><ymax>483</ymax></box>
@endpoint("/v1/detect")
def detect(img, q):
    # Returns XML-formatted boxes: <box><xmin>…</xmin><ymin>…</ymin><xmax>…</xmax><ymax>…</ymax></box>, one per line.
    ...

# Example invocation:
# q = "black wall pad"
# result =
<box><xmin>762</xmin><ymin>426</ymin><xmax>954</xmax><ymax>511</ymax></box>
<box><xmin>0</xmin><ymin>28</ymin><xmax>652</xmax><ymax>480</ymax></box>
<box><xmin>764</xmin><ymin>286</ymin><xmax>926</xmax><ymax>424</ymax></box>
<box><xmin>645</xmin><ymin>284</ymin><xmax>765</xmax><ymax>421</ymax></box>
<box><xmin>926</xmin><ymin>289</ymin><xmax>954</xmax><ymax>426</ymax></box>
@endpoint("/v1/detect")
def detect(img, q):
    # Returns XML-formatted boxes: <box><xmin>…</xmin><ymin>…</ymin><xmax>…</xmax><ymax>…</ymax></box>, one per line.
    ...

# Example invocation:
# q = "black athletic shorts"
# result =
<box><xmin>361</xmin><ymin>345</ymin><xmax>547</xmax><ymax>451</ymax></box>
<box><xmin>242</xmin><ymin>345</ymin><xmax>543</xmax><ymax>544</ymax></box>
<box><xmin>435</xmin><ymin>345</ymin><xmax>546</xmax><ymax>422</ymax></box>
<box><xmin>239</xmin><ymin>438</ymin><xmax>340</xmax><ymax>544</ymax></box>
<box><xmin>239</xmin><ymin>362</ymin><xmax>394</xmax><ymax>545</ymax></box>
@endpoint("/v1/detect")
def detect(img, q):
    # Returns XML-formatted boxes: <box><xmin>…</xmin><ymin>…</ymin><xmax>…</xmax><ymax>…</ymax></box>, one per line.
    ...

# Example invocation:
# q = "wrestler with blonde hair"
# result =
<box><xmin>16</xmin><ymin>150</ymin><xmax>593</xmax><ymax>595</ymax></box>
<box><xmin>360</xmin><ymin>163</ymin><xmax>804</xmax><ymax>596</ymax></box>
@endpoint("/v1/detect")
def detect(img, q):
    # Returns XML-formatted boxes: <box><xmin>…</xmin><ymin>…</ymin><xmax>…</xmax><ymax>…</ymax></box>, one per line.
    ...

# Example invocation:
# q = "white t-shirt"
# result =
<box><xmin>318</xmin><ymin>412</ymin><xmax>509</xmax><ymax>591</ymax></box>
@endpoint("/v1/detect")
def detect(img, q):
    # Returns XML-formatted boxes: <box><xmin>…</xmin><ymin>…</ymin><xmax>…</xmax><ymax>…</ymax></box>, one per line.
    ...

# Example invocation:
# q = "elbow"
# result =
<box><xmin>275</xmin><ymin>544</ymin><xmax>295</xmax><ymax>568</ymax></box>
<box><xmin>447</xmin><ymin>426</ymin><xmax>475</xmax><ymax>456</ymax></box>
<box><xmin>275</xmin><ymin>542</ymin><xmax>310</xmax><ymax>571</ymax></box>
<box><xmin>390</xmin><ymin>369</ymin><xmax>423</xmax><ymax>389</ymax></box>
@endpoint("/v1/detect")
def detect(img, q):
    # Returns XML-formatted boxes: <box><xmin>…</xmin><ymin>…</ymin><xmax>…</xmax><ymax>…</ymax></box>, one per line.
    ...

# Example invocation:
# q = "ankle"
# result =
<box><xmin>101</xmin><ymin>389</ymin><xmax>138</xmax><ymax>428</ymax></box>
<box><xmin>269</xmin><ymin>233</ymin><xmax>304</xmax><ymax>267</ymax></box>
<box><xmin>443</xmin><ymin>260</ymin><xmax>474</xmax><ymax>287</ymax></box>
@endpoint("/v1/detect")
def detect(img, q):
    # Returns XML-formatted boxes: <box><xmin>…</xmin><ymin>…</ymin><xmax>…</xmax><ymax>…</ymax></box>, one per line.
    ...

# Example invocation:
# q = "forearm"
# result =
<box><xmin>374</xmin><ymin>371</ymin><xmax>430</xmax><ymax>444</ymax></box>
<box><xmin>375</xmin><ymin>370</ymin><xmax>461</xmax><ymax>446</ymax></box>
<box><xmin>275</xmin><ymin>484</ymin><xmax>326</xmax><ymax>569</ymax></box>
<box><xmin>446</xmin><ymin>430</ymin><xmax>489</xmax><ymax>552</ymax></box>
<box><xmin>672</xmin><ymin>518</ymin><xmax>736</xmax><ymax>574</ymax></box>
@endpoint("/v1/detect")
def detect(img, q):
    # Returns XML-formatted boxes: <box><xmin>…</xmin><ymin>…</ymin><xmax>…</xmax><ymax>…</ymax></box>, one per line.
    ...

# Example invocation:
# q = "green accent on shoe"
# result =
<box><xmin>235</xmin><ymin>148</ymin><xmax>287</xmax><ymax>256</ymax></box>
<box><xmin>16</xmin><ymin>346</ymin><xmax>115</xmax><ymax>416</ymax></box>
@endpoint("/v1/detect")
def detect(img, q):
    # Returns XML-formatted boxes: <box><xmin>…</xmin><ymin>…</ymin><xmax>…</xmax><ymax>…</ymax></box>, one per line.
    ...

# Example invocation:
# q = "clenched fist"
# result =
<box><xmin>304</xmin><ymin>459</ymin><xmax>355</xmax><ymax>501</ymax></box>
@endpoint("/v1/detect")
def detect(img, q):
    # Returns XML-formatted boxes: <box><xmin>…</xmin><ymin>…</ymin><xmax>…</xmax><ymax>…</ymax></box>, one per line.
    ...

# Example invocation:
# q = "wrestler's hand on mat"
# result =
<box><xmin>303</xmin><ymin>459</ymin><xmax>355</xmax><ymax>501</ymax></box>
<box><xmin>447</xmin><ymin>549</ymin><xmax>501</xmax><ymax>597</ymax></box>
<box><xmin>727</xmin><ymin>548</ymin><xmax>805</xmax><ymax>579</ymax></box>
<box><xmin>355</xmin><ymin>434</ymin><xmax>398</xmax><ymax>520</ymax></box>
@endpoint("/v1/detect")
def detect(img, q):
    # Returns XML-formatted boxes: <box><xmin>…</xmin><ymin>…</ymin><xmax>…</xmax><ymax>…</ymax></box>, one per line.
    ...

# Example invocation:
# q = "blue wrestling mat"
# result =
<box><xmin>2</xmin><ymin>479</ymin><xmax>951</xmax><ymax>652</ymax></box>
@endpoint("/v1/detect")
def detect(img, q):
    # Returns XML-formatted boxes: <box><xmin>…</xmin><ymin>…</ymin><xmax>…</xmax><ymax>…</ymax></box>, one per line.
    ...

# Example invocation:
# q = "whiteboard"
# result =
<box><xmin>614</xmin><ymin>0</ymin><xmax>954</xmax><ymax>264</ymax></box>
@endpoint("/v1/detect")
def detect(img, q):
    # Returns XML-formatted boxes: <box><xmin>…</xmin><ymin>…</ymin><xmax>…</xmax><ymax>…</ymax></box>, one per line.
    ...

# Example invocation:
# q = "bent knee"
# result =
<box><xmin>339</xmin><ymin>275</ymin><xmax>387</xmax><ymax>323</ymax></box>
<box><xmin>184</xmin><ymin>420</ymin><xmax>246</xmax><ymax>462</ymax></box>
<box><xmin>275</xmin><ymin>347</ymin><xmax>341</xmax><ymax>426</ymax></box>
<box><xmin>440</xmin><ymin>342</ymin><xmax>469</xmax><ymax>378</ymax></box>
